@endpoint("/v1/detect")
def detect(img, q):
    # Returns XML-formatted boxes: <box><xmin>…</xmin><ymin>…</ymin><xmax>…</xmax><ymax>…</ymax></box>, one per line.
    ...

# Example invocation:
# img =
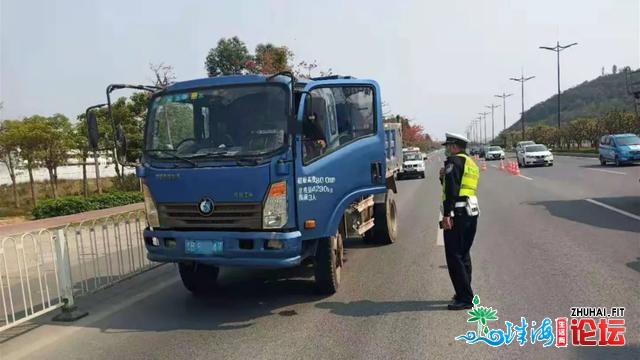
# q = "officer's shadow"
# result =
<box><xmin>315</xmin><ymin>299</ymin><xmax>450</xmax><ymax>317</ymax></box>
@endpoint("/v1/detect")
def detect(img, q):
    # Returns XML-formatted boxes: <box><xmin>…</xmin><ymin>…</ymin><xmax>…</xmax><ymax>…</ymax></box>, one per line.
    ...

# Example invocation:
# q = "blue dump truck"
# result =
<box><xmin>86</xmin><ymin>73</ymin><xmax>401</xmax><ymax>295</ymax></box>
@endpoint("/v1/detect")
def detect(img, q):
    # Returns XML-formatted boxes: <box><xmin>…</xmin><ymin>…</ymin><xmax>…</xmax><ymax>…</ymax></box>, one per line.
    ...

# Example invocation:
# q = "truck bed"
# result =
<box><xmin>384</xmin><ymin>123</ymin><xmax>403</xmax><ymax>178</ymax></box>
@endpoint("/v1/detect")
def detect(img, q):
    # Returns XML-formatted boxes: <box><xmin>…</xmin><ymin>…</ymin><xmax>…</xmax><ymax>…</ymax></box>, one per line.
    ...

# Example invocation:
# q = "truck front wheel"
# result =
<box><xmin>365</xmin><ymin>189</ymin><xmax>398</xmax><ymax>245</ymax></box>
<box><xmin>314</xmin><ymin>230</ymin><xmax>344</xmax><ymax>295</ymax></box>
<box><xmin>178</xmin><ymin>262</ymin><xmax>219</xmax><ymax>296</ymax></box>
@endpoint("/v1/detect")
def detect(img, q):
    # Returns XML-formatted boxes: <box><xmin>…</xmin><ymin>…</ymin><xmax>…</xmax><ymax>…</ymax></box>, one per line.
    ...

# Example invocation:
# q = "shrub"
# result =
<box><xmin>32</xmin><ymin>191</ymin><xmax>143</xmax><ymax>219</ymax></box>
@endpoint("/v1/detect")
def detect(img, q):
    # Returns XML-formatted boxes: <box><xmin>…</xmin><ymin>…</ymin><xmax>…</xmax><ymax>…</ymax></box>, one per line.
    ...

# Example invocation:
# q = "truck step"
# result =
<box><xmin>356</xmin><ymin>218</ymin><xmax>375</xmax><ymax>235</ymax></box>
<box><xmin>352</xmin><ymin>195</ymin><xmax>374</xmax><ymax>213</ymax></box>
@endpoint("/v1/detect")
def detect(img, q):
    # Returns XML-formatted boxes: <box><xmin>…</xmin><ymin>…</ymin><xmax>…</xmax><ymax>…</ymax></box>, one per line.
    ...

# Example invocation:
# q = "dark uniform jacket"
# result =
<box><xmin>440</xmin><ymin>154</ymin><xmax>468</xmax><ymax>215</ymax></box>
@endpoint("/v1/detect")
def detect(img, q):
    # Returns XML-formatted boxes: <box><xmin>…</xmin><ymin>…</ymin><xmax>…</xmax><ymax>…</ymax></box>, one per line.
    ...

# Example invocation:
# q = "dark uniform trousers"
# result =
<box><xmin>443</xmin><ymin>208</ymin><xmax>478</xmax><ymax>304</ymax></box>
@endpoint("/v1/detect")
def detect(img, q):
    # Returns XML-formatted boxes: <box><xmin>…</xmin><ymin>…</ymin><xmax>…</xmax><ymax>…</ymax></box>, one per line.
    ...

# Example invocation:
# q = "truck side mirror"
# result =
<box><xmin>304</xmin><ymin>92</ymin><xmax>315</xmax><ymax>122</ymax></box>
<box><xmin>87</xmin><ymin>111</ymin><xmax>100</xmax><ymax>151</ymax></box>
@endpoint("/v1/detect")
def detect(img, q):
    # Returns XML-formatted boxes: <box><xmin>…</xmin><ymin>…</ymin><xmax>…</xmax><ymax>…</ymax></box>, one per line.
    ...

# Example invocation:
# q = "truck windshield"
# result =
<box><xmin>404</xmin><ymin>153</ymin><xmax>422</xmax><ymax>161</ymax></box>
<box><xmin>145</xmin><ymin>84</ymin><xmax>288</xmax><ymax>160</ymax></box>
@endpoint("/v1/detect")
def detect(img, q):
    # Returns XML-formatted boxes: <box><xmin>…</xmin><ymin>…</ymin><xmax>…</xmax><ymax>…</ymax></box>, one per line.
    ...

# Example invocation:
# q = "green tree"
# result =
<box><xmin>72</xmin><ymin>119</ymin><xmax>92</xmax><ymax>197</ymax></box>
<box><xmin>582</xmin><ymin>118</ymin><xmax>603</xmax><ymax>148</ymax></box>
<box><xmin>565</xmin><ymin>118</ymin><xmax>592</xmax><ymax>149</ymax></box>
<box><xmin>0</xmin><ymin>120</ymin><xmax>21</xmax><ymax>207</ymax></box>
<box><xmin>247</xmin><ymin>43</ymin><xmax>293</xmax><ymax>74</ymax></box>
<box><xmin>10</xmin><ymin>117</ymin><xmax>50</xmax><ymax>206</ymax></box>
<box><xmin>39</xmin><ymin>114</ymin><xmax>74</xmax><ymax>198</ymax></box>
<box><xmin>205</xmin><ymin>36</ymin><xmax>251</xmax><ymax>76</ymax></box>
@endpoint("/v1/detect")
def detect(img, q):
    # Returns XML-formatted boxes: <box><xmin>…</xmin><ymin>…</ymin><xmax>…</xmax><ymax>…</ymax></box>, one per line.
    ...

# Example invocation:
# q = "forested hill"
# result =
<box><xmin>507</xmin><ymin>69</ymin><xmax>637</xmax><ymax>131</ymax></box>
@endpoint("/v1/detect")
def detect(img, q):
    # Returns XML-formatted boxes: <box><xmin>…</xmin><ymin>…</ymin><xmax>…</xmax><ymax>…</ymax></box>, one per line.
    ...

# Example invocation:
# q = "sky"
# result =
<box><xmin>1</xmin><ymin>0</ymin><xmax>639</xmax><ymax>142</ymax></box>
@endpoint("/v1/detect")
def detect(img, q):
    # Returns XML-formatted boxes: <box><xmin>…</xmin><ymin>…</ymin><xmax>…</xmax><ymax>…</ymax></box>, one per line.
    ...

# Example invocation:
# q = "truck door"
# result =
<box><xmin>296</xmin><ymin>80</ymin><xmax>387</xmax><ymax>239</ymax></box>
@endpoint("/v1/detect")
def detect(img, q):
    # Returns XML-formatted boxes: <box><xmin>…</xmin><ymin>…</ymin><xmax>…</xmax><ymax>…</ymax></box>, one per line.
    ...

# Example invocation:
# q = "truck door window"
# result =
<box><xmin>303</xmin><ymin>86</ymin><xmax>375</xmax><ymax>165</ymax></box>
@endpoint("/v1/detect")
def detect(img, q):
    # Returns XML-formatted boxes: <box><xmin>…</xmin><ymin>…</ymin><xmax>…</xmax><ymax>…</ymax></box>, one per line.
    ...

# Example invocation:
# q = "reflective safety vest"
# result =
<box><xmin>442</xmin><ymin>153</ymin><xmax>479</xmax><ymax>201</ymax></box>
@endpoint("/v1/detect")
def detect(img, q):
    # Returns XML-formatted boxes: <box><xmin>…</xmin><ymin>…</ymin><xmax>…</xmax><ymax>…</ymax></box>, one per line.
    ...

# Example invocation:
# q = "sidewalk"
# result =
<box><xmin>0</xmin><ymin>203</ymin><xmax>145</xmax><ymax>238</ymax></box>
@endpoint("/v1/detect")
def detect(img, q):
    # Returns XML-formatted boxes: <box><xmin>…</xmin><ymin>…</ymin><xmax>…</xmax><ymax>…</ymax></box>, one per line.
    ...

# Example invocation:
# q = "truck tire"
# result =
<box><xmin>314</xmin><ymin>230</ymin><xmax>344</xmax><ymax>295</ymax></box>
<box><xmin>178</xmin><ymin>262</ymin><xmax>219</xmax><ymax>296</ymax></box>
<box><xmin>365</xmin><ymin>189</ymin><xmax>398</xmax><ymax>245</ymax></box>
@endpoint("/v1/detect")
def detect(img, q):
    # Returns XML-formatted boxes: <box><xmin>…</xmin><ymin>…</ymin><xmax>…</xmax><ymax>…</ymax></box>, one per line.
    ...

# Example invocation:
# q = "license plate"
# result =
<box><xmin>185</xmin><ymin>240</ymin><xmax>223</xmax><ymax>255</ymax></box>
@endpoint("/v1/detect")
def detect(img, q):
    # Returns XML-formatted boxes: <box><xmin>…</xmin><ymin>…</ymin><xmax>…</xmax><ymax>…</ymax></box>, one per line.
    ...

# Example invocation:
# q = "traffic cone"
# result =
<box><xmin>508</xmin><ymin>161</ymin><xmax>515</xmax><ymax>175</ymax></box>
<box><xmin>499</xmin><ymin>159</ymin><xmax>505</xmax><ymax>171</ymax></box>
<box><xmin>481</xmin><ymin>159</ymin><xmax>487</xmax><ymax>171</ymax></box>
<box><xmin>514</xmin><ymin>161</ymin><xmax>521</xmax><ymax>175</ymax></box>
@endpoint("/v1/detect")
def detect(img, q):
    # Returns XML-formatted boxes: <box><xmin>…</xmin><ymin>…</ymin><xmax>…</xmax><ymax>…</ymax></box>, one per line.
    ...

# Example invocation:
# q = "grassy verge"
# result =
<box><xmin>0</xmin><ymin>175</ymin><xmax>139</xmax><ymax>219</ymax></box>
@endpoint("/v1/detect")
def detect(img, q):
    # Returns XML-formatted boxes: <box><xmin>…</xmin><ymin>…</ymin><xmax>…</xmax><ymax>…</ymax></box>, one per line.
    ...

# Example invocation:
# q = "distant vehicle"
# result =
<box><xmin>598</xmin><ymin>133</ymin><xmax>640</xmax><ymax>166</ymax></box>
<box><xmin>479</xmin><ymin>146</ymin><xmax>490</xmax><ymax>158</ymax></box>
<box><xmin>515</xmin><ymin>140</ymin><xmax>536</xmax><ymax>152</ymax></box>
<box><xmin>517</xmin><ymin>144</ymin><xmax>554</xmax><ymax>167</ymax></box>
<box><xmin>485</xmin><ymin>146</ymin><xmax>505</xmax><ymax>160</ymax></box>
<box><xmin>469</xmin><ymin>147</ymin><xmax>480</xmax><ymax>156</ymax></box>
<box><xmin>399</xmin><ymin>149</ymin><xmax>425</xmax><ymax>179</ymax></box>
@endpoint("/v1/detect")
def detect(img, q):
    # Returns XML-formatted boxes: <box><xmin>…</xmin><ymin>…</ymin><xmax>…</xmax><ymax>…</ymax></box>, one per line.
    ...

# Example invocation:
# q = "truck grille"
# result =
<box><xmin>158</xmin><ymin>202</ymin><xmax>262</xmax><ymax>230</ymax></box>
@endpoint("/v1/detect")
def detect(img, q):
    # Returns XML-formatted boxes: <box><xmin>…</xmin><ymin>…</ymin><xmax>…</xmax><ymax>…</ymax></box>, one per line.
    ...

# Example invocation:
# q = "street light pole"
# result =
<box><xmin>485</xmin><ymin>104</ymin><xmax>501</xmax><ymax>143</ymax></box>
<box><xmin>478</xmin><ymin>112</ymin><xmax>490</xmax><ymax>145</ymax></box>
<box><xmin>510</xmin><ymin>71</ymin><xmax>535</xmax><ymax>140</ymax></box>
<box><xmin>494</xmin><ymin>92</ymin><xmax>513</xmax><ymax>134</ymax></box>
<box><xmin>540</xmin><ymin>41</ymin><xmax>578</xmax><ymax>148</ymax></box>
<box><xmin>472</xmin><ymin>118</ymin><xmax>480</xmax><ymax>144</ymax></box>
<box><xmin>539</xmin><ymin>41</ymin><xmax>578</xmax><ymax>130</ymax></box>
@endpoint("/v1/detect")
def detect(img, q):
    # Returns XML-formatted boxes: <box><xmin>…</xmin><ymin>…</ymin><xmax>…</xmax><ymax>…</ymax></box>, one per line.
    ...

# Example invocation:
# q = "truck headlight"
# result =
<box><xmin>263</xmin><ymin>181</ymin><xmax>287</xmax><ymax>229</ymax></box>
<box><xmin>141</xmin><ymin>181</ymin><xmax>160</xmax><ymax>228</ymax></box>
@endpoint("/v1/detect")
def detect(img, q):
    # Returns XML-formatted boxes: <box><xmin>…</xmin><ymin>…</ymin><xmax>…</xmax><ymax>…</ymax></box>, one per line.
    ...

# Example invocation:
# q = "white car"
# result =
<box><xmin>515</xmin><ymin>140</ymin><xmax>536</xmax><ymax>152</ymax></box>
<box><xmin>399</xmin><ymin>152</ymin><xmax>425</xmax><ymax>179</ymax></box>
<box><xmin>485</xmin><ymin>146</ymin><xmax>505</xmax><ymax>160</ymax></box>
<box><xmin>517</xmin><ymin>144</ymin><xmax>554</xmax><ymax>167</ymax></box>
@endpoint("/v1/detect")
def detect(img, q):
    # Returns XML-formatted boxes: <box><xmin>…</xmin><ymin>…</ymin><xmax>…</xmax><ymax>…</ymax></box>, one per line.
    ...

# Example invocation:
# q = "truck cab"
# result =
<box><xmin>87</xmin><ymin>74</ymin><xmax>398</xmax><ymax>295</ymax></box>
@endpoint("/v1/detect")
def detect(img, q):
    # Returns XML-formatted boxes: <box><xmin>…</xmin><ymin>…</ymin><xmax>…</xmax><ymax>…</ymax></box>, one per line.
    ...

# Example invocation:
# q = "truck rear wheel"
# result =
<box><xmin>314</xmin><ymin>230</ymin><xmax>344</xmax><ymax>295</ymax></box>
<box><xmin>178</xmin><ymin>262</ymin><xmax>219</xmax><ymax>295</ymax></box>
<box><xmin>365</xmin><ymin>189</ymin><xmax>398</xmax><ymax>245</ymax></box>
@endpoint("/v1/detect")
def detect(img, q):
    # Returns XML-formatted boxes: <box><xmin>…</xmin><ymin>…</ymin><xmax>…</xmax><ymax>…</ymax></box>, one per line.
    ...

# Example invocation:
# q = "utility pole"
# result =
<box><xmin>494</xmin><ymin>92</ymin><xmax>513</xmax><ymax>134</ymax></box>
<box><xmin>473</xmin><ymin>117</ymin><xmax>481</xmax><ymax>144</ymax></box>
<box><xmin>510</xmin><ymin>71</ymin><xmax>535</xmax><ymax>140</ymax></box>
<box><xmin>540</xmin><ymin>41</ymin><xmax>578</xmax><ymax>147</ymax></box>
<box><xmin>485</xmin><ymin>103</ymin><xmax>501</xmax><ymax>143</ymax></box>
<box><xmin>478</xmin><ymin>112</ymin><xmax>490</xmax><ymax>145</ymax></box>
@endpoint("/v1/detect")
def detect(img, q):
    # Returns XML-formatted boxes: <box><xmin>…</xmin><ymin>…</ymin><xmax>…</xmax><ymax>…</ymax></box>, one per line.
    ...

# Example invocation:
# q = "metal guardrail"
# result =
<box><xmin>0</xmin><ymin>209</ymin><xmax>155</xmax><ymax>333</ymax></box>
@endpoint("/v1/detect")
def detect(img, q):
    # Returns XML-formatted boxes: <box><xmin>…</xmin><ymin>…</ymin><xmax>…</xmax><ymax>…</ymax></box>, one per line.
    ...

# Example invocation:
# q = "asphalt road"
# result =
<box><xmin>2</xmin><ymin>153</ymin><xmax>639</xmax><ymax>360</ymax></box>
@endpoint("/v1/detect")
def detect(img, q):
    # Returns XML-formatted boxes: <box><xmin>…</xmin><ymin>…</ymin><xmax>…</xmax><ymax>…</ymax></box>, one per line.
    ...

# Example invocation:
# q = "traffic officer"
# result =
<box><xmin>439</xmin><ymin>132</ymin><xmax>480</xmax><ymax>310</ymax></box>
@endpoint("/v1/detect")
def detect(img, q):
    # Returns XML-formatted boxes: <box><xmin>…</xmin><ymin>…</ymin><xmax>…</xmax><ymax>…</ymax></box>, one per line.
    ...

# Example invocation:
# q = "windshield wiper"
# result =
<box><xmin>185</xmin><ymin>151</ymin><xmax>265</xmax><ymax>166</ymax></box>
<box><xmin>144</xmin><ymin>149</ymin><xmax>198</xmax><ymax>167</ymax></box>
<box><xmin>184</xmin><ymin>151</ymin><xmax>233</xmax><ymax>159</ymax></box>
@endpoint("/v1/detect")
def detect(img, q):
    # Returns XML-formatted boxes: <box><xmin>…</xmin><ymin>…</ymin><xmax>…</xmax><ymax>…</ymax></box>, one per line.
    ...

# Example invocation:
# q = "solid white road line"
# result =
<box><xmin>585</xmin><ymin>168</ymin><xmax>627</xmax><ymax>175</ymax></box>
<box><xmin>585</xmin><ymin>199</ymin><xmax>640</xmax><ymax>222</ymax></box>
<box><xmin>518</xmin><ymin>174</ymin><xmax>533</xmax><ymax>180</ymax></box>
<box><xmin>436</xmin><ymin>212</ymin><xmax>444</xmax><ymax>246</ymax></box>
<box><xmin>490</xmin><ymin>164</ymin><xmax>498</xmax><ymax>168</ymax></box>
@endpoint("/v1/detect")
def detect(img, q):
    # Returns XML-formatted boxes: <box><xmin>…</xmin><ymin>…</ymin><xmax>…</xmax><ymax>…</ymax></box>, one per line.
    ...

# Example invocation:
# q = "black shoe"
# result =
<box><xmin>448</xmin><ymin>301</ymin><xmax>473</xmax><ymax>310</ymax></box>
